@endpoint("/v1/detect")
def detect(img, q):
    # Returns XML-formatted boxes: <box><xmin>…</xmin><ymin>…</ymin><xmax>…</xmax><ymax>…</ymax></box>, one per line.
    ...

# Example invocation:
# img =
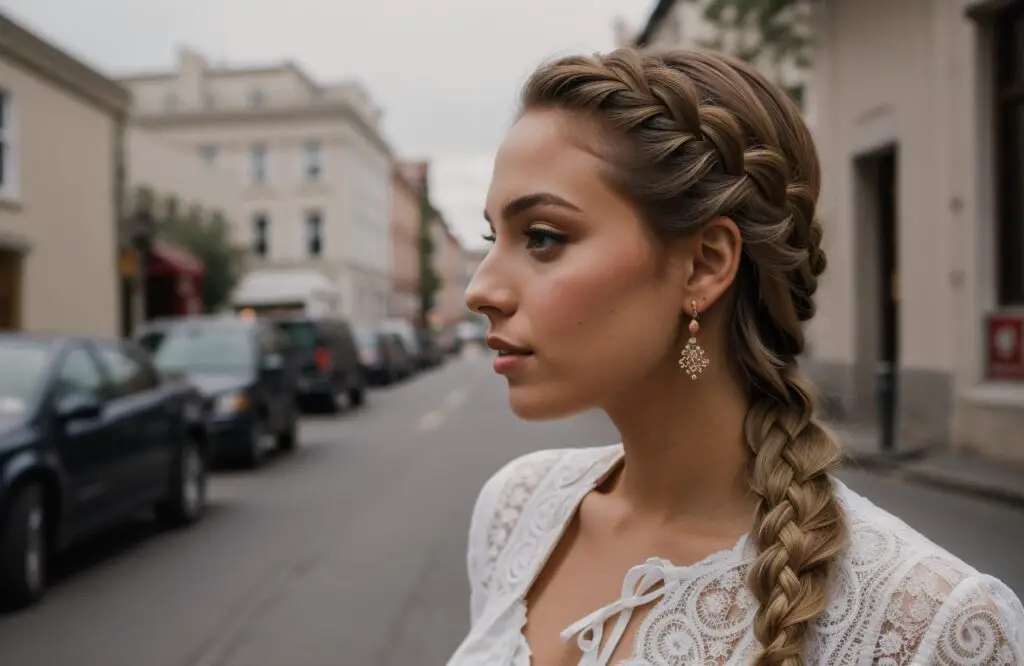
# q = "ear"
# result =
<box><xmin>683</xmin><ymin>216</ymin><xmax>742</xmax><ymax>314</ymax></box>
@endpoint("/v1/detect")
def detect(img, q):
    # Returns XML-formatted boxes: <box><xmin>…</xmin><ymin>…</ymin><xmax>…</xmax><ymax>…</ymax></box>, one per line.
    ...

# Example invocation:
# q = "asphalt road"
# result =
<box><xmin>0</xmin><ymin>348</ymin><xmax>1021</xmax><ymax>666</ymax></box>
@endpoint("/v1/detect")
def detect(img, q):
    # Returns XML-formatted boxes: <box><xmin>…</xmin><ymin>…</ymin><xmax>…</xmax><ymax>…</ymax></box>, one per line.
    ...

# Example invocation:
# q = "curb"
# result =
<box><xmin>841</xmin><ymin>453</ymin><xmax>1024</xmax><ymax>510</ymax></box>
<box><xmin>897</xmin><ymin>467</ymin><xmax>1024</xmax><ymax>510</ymax></box>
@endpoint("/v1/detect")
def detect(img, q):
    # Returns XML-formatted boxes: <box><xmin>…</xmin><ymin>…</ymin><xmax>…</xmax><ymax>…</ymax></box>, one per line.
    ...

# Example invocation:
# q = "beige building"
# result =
<box><xmin>0</xmin><ymin>12</ymin><xmax>130</xmax><ymax>337</ymax></box>
<box><xmin>117</xmin><ymin>48</ymin><xmax>393</xmax><ymax>323</ymax></box>
<box><xmin>625</xmin><ymin>0</ymin><xmax>815</xmax><ymax>127</ymax></box>
<box><xmin>804</xmin><ymin>0</ymin><xmax>1024</xmax><ymax>464</ymax></box>
<box><xmin>391</xmin><ymin>162</ymin><xmax>422</xmax><ymax>321</ymax></box>
<box><xmin>126</xmin><ymin>127</ymin><xmax>242</xmax><ymax>225</ymax></box>
<box><xmin>434</xmin><ymin>216</ymin><xmax>465</xmax><ymax>326</ymax></box>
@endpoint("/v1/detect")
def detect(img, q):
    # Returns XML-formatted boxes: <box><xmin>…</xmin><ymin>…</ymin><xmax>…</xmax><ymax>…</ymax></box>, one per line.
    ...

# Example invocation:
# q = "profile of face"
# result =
<box><xmin>465</xmin><ymin>109</ymin><xmax>696</xmax><ymax>421</ymax></box>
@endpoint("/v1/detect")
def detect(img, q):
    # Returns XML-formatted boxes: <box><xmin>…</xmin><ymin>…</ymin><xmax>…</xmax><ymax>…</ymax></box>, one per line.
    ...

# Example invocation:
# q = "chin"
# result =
<box><xmin>507</xmin><ymin>384</ymin><xmax>590</xmax><ymax>422</ymax></box>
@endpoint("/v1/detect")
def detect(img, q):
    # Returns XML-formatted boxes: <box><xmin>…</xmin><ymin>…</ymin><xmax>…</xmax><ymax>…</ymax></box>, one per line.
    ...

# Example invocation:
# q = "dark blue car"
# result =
<box><xmin>144</xmin><ymin>316</ymin><xmax>299</xmax><ymax>468</ymax></box>
<box><xmin>0</xmin><ymin>333</ymin><xmax>209</xmax><ymax>610</ymax></box>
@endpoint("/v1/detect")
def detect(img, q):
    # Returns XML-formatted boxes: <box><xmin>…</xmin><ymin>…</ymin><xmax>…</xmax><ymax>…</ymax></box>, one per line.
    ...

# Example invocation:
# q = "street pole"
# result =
<box><xmin>876</xmin><ymin>360</ymin><xmax>896</xmax><ymax>456</ymax></box>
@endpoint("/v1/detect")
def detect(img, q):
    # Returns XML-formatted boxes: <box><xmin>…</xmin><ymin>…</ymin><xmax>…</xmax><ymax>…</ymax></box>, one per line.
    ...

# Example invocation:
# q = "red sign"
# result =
<box><xmin>987</xmin><ymin>314</ymin><xmax>1024</xmax><ymax>380</ymax></box>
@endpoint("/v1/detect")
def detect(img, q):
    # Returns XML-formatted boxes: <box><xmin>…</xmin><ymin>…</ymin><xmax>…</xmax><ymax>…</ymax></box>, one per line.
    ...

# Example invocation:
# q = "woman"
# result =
<box><xmin>449</xmin><ymin>47</ymin><xmax>1024</xmax><ymax>666</ymax></box>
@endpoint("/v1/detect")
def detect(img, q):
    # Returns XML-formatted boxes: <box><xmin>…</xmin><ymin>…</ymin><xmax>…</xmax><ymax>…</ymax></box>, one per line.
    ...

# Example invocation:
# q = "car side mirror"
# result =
<box><xmin>55</xmin><ymin>393</ymin><xmax>102</xmax><ymax>422</ymax></box>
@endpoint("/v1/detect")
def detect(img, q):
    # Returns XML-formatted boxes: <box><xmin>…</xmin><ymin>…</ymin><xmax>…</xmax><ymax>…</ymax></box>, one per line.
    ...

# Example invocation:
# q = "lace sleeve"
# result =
<box><xmin>873</xmin><ymin>556</ymin><xmax>1024</xmax><ymax>666</ymax></box>
<box><xmin>465</xmin><ymin>449</ymin><xmax>565</xmax><ymax>625</ymax></box>
<box><xmin>466</xmin><ymin>460</ymin><xmax>508</xmax><ymax>624</ymax></box>
<box><xmin>911</xmin><ymin>574</ymin><xmax>1024</xmax><ymax>665</ymax></box>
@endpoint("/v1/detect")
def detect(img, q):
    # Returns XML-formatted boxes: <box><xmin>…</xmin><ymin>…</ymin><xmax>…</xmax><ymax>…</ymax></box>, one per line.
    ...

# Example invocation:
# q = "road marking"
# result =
<box><xmin>417</xmin><ymin>409</ymin><xmax>445</xmax><ymax>431</ymax></box>
<box><xmin>445</xmin><ymin>388</ymin><xmax>467</xmax><ymax>409</ymax></box>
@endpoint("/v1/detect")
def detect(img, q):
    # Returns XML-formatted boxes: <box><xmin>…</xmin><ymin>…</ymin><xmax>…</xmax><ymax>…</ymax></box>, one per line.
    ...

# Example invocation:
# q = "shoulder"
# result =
<box><xmin>464</xmin><ymin>445</ymin><xmax>621</xmax><ymax>619</ymax></box>
<box><xmin>817</xmin><ymin>481</ymin><xmax>1024</xmax><ymax>664</ymax></box>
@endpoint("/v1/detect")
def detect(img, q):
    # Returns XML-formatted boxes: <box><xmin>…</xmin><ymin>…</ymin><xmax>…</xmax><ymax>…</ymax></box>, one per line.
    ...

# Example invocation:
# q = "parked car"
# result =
<box><xmin>147</xmin><ymin>316</ymin><xmax>299</xmax><ymax>468</ymax></box>
<box><xmin>266</xmin><ymin>315</ymin><xmax>366</xmax><ymax>413</ymax></box>
<box><xmin>417</xmin><ymin>328</ymin><xmax>445</xmax><ymax>368</ymax></box>
<box><xmin>380</xmin><ymin>318</ymin><xmax>425</xmax><ymax>370</ymax></box>
<box><xmin>0</xmin><ymin>333</ymin><xmax>209</xmax><ymax>610</ymax></box>
<box><xmin>354</xmin><ymin>326</ymin><xmax>406</xmax><ymax>385</ymax></box>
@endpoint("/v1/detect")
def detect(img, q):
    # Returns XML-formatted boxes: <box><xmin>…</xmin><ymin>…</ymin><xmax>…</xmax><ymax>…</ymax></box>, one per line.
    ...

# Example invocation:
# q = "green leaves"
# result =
<box><xmin>133</xmin><ymin>185</ymin><xmax>245</xmax><ymax>313</ymax></box>
<box><xmin>690</xmin><ymin>0</ymin><xmax>813</xmax><ymax>72</ymax></box>
<box><xmin>418</xmin><ymin>190</ymin><xmax>442</xmax><ymax>326</ymax></box>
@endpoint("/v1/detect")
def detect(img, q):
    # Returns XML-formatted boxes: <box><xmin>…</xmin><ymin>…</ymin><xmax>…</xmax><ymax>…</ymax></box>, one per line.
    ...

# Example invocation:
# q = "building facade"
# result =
<box><xmin>390</xmin><ymin>162</ymin><xmax>421</xmax><ymax>321</ymax></box>
<box><xmin>0</xmin><ymin>12</ymin><xmax>130</xmax><ymax>337</ymax></box>
<box><xmin>118</xmin><ymin>48</ymin><xmax>393</xmax><ymax>323</ymax></box>
<box><xmin>433</xmin><ymin>215</ymin><xmax>465</xmax><ymax>326</ymax></box>
<box><xmin>801</xmin><ymin>0</ymin><xmax>1024</xmax><ymax>464</ymax></box>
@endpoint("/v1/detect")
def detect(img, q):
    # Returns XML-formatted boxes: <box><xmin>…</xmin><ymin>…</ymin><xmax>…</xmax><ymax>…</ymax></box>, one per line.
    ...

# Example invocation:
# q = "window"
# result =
<box><xmin>995</xmin><ymin>9</ymin><xmax>1024</xmax><ymax>304</ymax></box>
<box><xmin>96</xmin><ymin>345</ymin><xmax>159</xmax><ymax>398</ymax></box>
<box><xmin>251</xmin><ymin>143</ymin><xmax>267</xmax><ymax>184</ymax></box>
<box><xmin>153</xmin><ymin>325</ymin><xmax>256</xmax><ymax>373</ymax></box>
<box><xmin>55</xmin><ymin>347</ymin><xmax>106</xmax><ymax>403</ymax></box>
<box><xmin>253</xmin><ymin>213</ymin><xmax>269</xmax><ymax>257</ymax></box>
<box><xmin>304</xmin><ymin>140</ymin><xmax>323</xmax><ymax>181</ymax></box>
<box><xmin>306</xmin><ymin>209</ymin><xmax>323</xmax><ymax>257</ymax></box>
<box><xmin>199</xmin><ymin>145</ymin><xmax>217</xmax><ymax>167</ymax></box>
<box><xmin>0</xmin><ymin>91</ymin><xmax>16</xmax><ymax>198</ymax></box>
<box><xmin>249</xmin><ymin>89</ymin><xmax>265</xmax><ymax>109</ymax></box>
<box><xmin>0</xmin><ymin>340</ymin><xmax>50</xmax><ymax>404</ymax></box>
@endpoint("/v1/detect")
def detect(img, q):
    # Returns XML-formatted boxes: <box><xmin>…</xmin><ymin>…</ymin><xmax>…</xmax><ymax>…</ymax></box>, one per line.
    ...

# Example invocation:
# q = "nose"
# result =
<box><xmin>465</xmin><ymin>250</ymin><xmax>517</xmax><ymax>319</ymax></box>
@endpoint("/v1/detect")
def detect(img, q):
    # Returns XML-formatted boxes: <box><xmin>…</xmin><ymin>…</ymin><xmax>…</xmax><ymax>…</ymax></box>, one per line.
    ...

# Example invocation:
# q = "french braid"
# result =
<box><xmin>521</xmin><ymin>48</ymin><xmax>846</xmax><ymax>666</ymax></box>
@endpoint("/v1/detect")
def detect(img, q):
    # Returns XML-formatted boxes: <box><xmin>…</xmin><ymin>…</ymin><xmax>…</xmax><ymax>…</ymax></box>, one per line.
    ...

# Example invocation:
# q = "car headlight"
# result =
<box><xmin>214</xmin><ymin>391</ymin><xmax>250</xmax><ymax>415</ymax></box>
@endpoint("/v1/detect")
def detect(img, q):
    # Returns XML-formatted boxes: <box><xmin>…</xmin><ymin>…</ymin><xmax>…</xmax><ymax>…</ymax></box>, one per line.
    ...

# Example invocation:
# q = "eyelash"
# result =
<box><xmin>482</xmin><ymin>227</ymin><xmax>567</xmax><ymax>252</ymax></box>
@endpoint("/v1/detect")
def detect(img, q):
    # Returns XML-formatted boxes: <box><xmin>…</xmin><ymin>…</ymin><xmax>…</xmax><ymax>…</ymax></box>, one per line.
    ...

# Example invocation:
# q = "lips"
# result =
<box><xmin>486</xmin><ymin>335</ymin><xmax>533</xmax><ymax>356</ymax></box>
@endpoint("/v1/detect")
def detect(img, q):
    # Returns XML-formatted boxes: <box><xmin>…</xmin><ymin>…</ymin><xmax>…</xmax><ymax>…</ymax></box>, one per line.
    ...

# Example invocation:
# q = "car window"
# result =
<box><xmin>55</xmin><ymin>347</ymin><xmax>107</xmax><ymax>403</ymax></box>
<box><xmin>96</xmin><ymin>345</ymin><xmax>159</xmax><ymax>398</ymax></box>
<box><xmin>0</xmin><ymin>339</ymin><xmax>51</xmax><ymax>411</ymax></box>
<box><xmin>152</xmin><ymin>325</ymin><xmax>256</xmax><ymax>373</ymax></box>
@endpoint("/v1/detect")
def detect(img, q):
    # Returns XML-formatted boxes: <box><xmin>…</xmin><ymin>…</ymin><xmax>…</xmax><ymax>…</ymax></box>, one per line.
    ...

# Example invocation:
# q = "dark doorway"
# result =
<box><xmin>854</xmin><ymin>145</ymin><xmax>900</xmax><ymax>451</ymax></box>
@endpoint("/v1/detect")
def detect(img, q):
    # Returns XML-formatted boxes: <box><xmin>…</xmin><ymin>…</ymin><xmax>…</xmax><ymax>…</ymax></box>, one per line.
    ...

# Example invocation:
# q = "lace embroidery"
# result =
<box><xmin>449</xmin><ymin>447</ymin><xmax>1024</xmax><ymax>666</ymax></box>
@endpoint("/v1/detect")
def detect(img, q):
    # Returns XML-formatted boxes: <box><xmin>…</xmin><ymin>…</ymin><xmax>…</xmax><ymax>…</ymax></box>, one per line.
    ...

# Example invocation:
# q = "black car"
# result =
<box><xmin>268</xmin><ymin>315</ymin><xmax>365</xmax><ymax>413</ymax></box>
<box><xmin>0</xmin><ymin>333</ymin><xmax>209</xmax><ymax>610</ymax></box>
<box><xmin>148</xmin><ymin>316</ymin><xmax>299</xmax><ymax>468</ymax></box>
<box><xmin>353</xmin><ymin>326</ymin><xmax>407</xmax><ymax>385</ymax></box>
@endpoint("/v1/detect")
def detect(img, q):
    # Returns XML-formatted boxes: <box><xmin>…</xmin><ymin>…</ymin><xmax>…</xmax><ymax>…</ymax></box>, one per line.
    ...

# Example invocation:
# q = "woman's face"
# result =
<box><xmin>465</xmin><ymin>109</ymin><xmax>689</xmax><ymax>420</ymax></box>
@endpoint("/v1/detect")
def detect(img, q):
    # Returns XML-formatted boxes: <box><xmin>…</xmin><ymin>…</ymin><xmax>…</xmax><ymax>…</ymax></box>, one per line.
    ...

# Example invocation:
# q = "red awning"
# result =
<box><xmin>147</xmin><ymin>241</ymin><xmax>204</xmax><ymax>277</ymax></box>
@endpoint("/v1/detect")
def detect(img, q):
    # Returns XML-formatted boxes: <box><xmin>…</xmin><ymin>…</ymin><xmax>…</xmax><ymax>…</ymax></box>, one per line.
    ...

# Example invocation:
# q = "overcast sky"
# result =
<box><xmin>0</xmin><ymin>0</ymin><xmax>656</xmax><ymax>249</ymax></box>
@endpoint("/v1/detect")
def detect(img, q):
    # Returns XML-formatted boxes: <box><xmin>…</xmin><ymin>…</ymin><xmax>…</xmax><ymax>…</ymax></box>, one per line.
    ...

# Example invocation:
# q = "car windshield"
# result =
<box><xmin>274</xmin><ymin>321</ymin><xmax>319</xmax><ymax>351</ymax></box>
<box><xmin>152</xmin><ymin>325</ymin><xmax>254</xmax><ymax>373</ymax></box>
<box><xmin>0</xmin><ymin>339</ymin><xmax>51</xmax><ymax>411</ymax></box>
<box><xmin>353</xmin><ymin>328</ymin><xmax>376</xmax><ymax>350</ymax></box>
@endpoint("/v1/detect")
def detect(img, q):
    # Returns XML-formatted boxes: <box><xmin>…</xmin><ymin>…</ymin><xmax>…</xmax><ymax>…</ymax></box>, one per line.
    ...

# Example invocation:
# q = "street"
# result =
<box><xmin>0</xmin><ymin>350</ymin><xmax>1022</xmax><ymax>666</ymax></box>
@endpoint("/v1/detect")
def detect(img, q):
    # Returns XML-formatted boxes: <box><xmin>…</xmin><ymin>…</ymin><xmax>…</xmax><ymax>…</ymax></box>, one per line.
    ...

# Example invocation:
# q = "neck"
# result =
<box><xmin>602</xmin><ymin>359</ymin><xmax>756</xmax><ymax>527</ymax></box>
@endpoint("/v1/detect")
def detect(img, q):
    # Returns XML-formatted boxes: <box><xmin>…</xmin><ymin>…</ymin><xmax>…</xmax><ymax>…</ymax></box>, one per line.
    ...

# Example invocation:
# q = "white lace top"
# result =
<box><xmin>446</xmin><ymin>445</ymin><xmax>1024</xmax><ymax>666</ymax></box>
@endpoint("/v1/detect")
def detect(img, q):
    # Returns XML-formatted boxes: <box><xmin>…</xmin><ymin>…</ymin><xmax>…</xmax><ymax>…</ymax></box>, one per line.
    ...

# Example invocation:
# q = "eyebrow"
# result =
<box><xmin>483</xmin><ymin>192</ymin><xmax>582</xmax><ymax>223</ymax></box>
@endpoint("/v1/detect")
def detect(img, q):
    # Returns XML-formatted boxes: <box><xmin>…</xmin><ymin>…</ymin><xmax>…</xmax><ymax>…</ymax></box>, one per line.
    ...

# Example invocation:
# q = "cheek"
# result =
<box><xmin>527</xmin><ymin>244</ymin><xmax>677</xmax><ymax>362</ymax></box>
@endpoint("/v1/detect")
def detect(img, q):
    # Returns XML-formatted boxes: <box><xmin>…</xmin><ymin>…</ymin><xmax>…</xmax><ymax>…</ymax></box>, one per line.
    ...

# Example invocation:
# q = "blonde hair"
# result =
<box><xmin>520</xmin><ymin>48</ymin><xmax>847</xmax><ymax>665</ymax></box>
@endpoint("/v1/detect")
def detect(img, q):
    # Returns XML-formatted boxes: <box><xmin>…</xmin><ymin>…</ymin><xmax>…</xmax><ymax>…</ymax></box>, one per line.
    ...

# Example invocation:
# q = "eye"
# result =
<box><xmin>524</xmin><ymin>227</ymin><xmax>567</xmax><ymax>253</ymax></box>
<box><xmin>481</xmin><ymin>232</ymin><xmax>496</xmax><ymax>243</ymax></box>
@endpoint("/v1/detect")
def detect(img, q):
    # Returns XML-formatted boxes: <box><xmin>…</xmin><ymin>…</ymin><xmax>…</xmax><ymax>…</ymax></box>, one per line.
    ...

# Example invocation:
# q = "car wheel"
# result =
<box><xmin>241</xmin><ymin>420</ymin><xmax>268</xmax><ymax>469</ymax></box>
<box><xmin>156</xmin><ymin>439</ymin><xmax>207</xmax><ymax>527</ymax></box>
<box><xmin>0</xmin><ymin>484</ymin><xmax>48</xmax><ymax>610</ymax></box>
<box><xmin>348</xmin><ymin>386</ymin><xmax>365</xmax><ymax>408</ymax></box>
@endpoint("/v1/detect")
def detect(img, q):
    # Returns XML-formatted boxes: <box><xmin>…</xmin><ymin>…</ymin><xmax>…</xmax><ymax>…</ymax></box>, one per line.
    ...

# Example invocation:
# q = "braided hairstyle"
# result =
<box><xmin>520</xmin><ymin>48</ymin><xmax>846</xmax><ymax>665</ymax></box>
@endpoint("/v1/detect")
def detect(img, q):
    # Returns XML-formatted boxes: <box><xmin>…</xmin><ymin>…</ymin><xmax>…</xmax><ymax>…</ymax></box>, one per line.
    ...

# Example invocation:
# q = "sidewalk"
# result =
<box><xmin>829</xmin><ymin>421</ymin><xmax>1024</xmax><ymax>508</ymax></box>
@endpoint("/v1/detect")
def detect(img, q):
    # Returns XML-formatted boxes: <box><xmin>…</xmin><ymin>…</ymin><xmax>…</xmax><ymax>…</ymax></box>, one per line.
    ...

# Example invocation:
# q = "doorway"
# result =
<box><xmin>853</xmin><ymin>146</ymin><xmax>900</xmax><ymax>438</ymax></box>
<box><xmin>0</xmin><ymin>248</ymin><xmax>23</xmax><ymax>331</ymax></box>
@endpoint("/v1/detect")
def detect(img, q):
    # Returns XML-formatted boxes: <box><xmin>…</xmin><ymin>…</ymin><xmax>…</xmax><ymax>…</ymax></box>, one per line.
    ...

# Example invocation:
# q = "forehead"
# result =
<box><xmin>487</xmin><ymin>109</ymin><xmax>611</xmax><ymax>212</ymax></box>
